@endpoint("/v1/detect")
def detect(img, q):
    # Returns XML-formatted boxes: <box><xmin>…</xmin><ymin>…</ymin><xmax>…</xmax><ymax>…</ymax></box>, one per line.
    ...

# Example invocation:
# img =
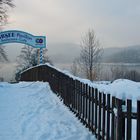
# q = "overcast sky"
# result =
<box><xmin>5</xmin><ymin>0</ymin><xmax>140</xmax><ymax>47</ymax></box>
<box><xmin>1</xmin><ymin>0</ymin><xmax>140</xmax><ymax>81</ymax></box>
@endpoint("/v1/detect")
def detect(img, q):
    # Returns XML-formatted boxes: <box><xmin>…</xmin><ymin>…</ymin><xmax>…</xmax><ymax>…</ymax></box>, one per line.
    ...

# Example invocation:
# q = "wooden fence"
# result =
<box><xmin>20</xmin><ymin>64</ymin><xmax>140</xmax><ymax>140</ymax></box>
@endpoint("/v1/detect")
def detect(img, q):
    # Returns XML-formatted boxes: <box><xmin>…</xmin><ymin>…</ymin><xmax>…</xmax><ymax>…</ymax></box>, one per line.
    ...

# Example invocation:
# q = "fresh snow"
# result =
<box><xmin>0</xmin><ymin>82</ymin><xmax>96</xmax><ymax>140</ymax></box>
<box><xmin>21</xmin><ymin>64</ymin><xmax>140</xmax><ymax>139</ymax></box>
<box><xmin>94</xmin><ymin>79</ymin><xmax>140</xmax><ymax>112</ymax></box>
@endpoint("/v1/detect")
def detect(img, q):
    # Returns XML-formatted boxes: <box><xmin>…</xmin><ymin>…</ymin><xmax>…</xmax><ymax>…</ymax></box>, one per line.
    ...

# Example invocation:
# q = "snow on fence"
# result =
<box><xmin>20</xmin><ymin>64</ymin><xmax>140</xmax><ymax>140</ymax></box>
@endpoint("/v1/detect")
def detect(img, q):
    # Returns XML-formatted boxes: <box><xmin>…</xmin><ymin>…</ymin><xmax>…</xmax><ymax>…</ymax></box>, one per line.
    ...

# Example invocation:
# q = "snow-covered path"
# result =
<box><xmin>0</xmin><ymin>82</ymin><xmax>96</xmax><ymax>140</ymax></box>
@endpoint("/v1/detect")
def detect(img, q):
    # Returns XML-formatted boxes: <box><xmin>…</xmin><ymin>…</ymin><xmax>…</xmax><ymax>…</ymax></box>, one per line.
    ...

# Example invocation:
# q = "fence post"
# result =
<box><xmin>106</xmin><ymin>94</ymin><xmax>111</xmax><ymax>140</ymax></box>
<box><xmin>95</xmin><ymin>88</ymin><xmax>98</xmax><ymax>137</ymax></box>
<box><xmin>97</xmin><ymin>92</ymin><xmax>102</xmax><ymax>140</ymax></box>
<box><xmin>116</xmin><ymin>98</ymin><xmax>123</xmax><ymax>140</ymax></box>
<box><xmin>77</xmin><ymin>81</ymin><xmax>81</xmax><ymax>119</ymax></box>
<box><xmin>83</xmin><ymin>84</ymin><xmax>86</xmax><ymax>125</ymax></box>
<box><xmin>76</xmin><ymin>80</ymin><xmax>79</xmax><ymax>116</ymax></box>
<box><xmin>137</xmin><ymin>101</ymin><xmax>140</xmax><ymax>140</ymax></box>
<box><xmin>71</xmin><ymin>79</ymin><xmax>75</xmax><ymax>113</ymax></box>
<box><xmin>85</xmin><ymin>84</ymin><xmax>88</xmax><ymax>127</ymax></box>
<box><xmin>91</xmin><ymin>87</ymin><xmax>95</xmax><ymax>133</ymax></box>
<box><xmin>126</xmin><ymin>99</ymin><xmax>132</xmax><ymax>140</ymax></box>
<box><xmin>111</xmin><ymin>96</ymin><xmax>115</xmax><ymax>140</ymax></box>
<box><xmin>80</xmin><ymin>82</ymin><xmax>83</xmax><ymax>122</ymax></box>
<box><xmin>74</xmin><ymin>80</ymin><xmax>76</xmax><ymax>114</ymax></box>
<box><xmin>75</xmin><ymin>80</ymin><xmax>78</xmax><ymax>115</ymax></box>
<box><xmin>88</xmin><ymin>86</ymin><xmax>91</xmax><ymax>130</ymax></box>
<box><xmin>102</xmin><ymin>93</ymin><xmax>106</xmax><ymax>140</ymax></box>
<box><xmin>81</xmin><ymin>83</ymin><xmax>84</xmax><ymax>123</ymax></box>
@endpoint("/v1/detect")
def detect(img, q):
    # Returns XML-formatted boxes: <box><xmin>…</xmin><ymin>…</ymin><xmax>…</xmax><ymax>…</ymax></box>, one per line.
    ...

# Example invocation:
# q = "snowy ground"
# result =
<box><xmin>94</xmin><ymin>79</ymin><xmax>140</xmax><ymax>112</ymax></box>
<box><xmin>0</xmin><ymin>78</ymin><xmax>139</xmax><ymax>140</ymax></box>
<box><xmin>0</xmin><ymin>82</ymin><xmax>96</xmax><ymax>140</ymax></box>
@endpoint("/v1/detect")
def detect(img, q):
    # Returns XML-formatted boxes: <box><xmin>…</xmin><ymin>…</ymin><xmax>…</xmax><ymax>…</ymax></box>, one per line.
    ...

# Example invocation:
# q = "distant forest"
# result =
<box><xmin>101</xmin><ymin>45</ymin><xmax>140</xmax><ymax>63</ymax></box>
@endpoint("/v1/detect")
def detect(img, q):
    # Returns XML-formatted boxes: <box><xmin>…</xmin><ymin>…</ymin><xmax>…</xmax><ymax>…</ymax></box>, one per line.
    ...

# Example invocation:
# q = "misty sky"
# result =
<box><xmin>6</xmin><ymin>0</ymin><xmax>140</xmax><ymax>47</ymax></box>
<box><xmin>1</xmin><ymin>0</ymin><xmax>140</xmax><ymax>81</ymax></box>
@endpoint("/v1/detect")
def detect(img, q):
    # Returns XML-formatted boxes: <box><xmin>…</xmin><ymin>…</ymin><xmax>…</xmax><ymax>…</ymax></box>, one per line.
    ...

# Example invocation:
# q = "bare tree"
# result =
<box><xmin>0</xmin><ymin>46</ymin><xmax>8</xmax><ymax>61</ymax></box>
<box><xmin>71</xmin><ymin>58</ymin><xmax>81</xmax><ymax>76</ymax></box>
<box><xmin>110</xmin><ymin>64</ymin><xmax>128</xmax><ymax>80</ymax></box>
<box><xmin>15</xmin><ymin>45</ymin><xmax>52</xmax><ymax>81</ymax></box>
<box><xmin>16</xmin><ymin>45</ymin><xmax>52</xmax><ymax>70</ymax></box>
<box><xmin>30</xmin><ymin>48</ymin><xmax>53</xmax><ymax>66</ymax></box>
<box><xmin>0</xmin><ymin>0</ymin><xmax>15</xmax><ymax>61</ymax></box>
<box><xmin>16</xmin><ymin>45</ymin><xmax>34</xmax><ymax>70</ymax></box>
<box><xmin>73</xmin><ymin>29</ymin><xmax>103</xmax><ymax>80</ymax></box>
<box><xmin>0</xmin><ymin>0</ymin><xmax>15</xmax><ymax>26</ymax></box>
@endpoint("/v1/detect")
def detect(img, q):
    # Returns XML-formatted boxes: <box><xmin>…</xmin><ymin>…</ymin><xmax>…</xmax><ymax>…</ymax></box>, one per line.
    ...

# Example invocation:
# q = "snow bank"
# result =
<box><xmin>95</xmin><ymin>79</ymin><xmax>140</xmax><ymax>112</ymax></box>
<box><xmin>21</xmin><ymin>64</ymin><xmax>140</xmax><ymax>111</ymax></box>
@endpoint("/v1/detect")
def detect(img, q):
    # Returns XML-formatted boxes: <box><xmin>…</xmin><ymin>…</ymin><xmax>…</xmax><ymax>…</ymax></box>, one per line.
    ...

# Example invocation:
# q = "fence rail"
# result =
<box><xmin>20</xmin><ymin>64</ymin><xmax>140</xmax><ymax>140</ymax></box>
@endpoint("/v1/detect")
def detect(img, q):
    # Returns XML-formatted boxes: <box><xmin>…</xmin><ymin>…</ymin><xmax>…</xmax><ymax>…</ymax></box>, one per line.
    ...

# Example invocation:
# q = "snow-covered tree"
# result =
<box><xmin>17</xmin><ymin>45</ymin><xmax>52</xmax><ymax>70</ymax></box>
<box><xmin>0</xmin><ymin>46</ymin><xmax>8</xmax><ymax>61</ymax></box>
<box><xmin>16</xmin><ymin>46</ymin><xmax>34</xmax><ymax>69</ymax></box>
<box><xmin>71</xmin><ymin>58</ymin><xmax>81</xmax><ymax>76</ymax></box>
<box><xmin>15</xmin><ymin>45</ymin><xmax>52</xmax><ymax>81</ymax></box>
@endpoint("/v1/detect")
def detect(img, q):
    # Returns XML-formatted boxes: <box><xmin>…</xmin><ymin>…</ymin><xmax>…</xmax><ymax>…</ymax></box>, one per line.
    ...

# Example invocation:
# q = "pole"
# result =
<box><xmin>40</xmin><ymin>48</ymin><xmax>43</xmax><ymax>64</ymax></box>
<box><xmin>38</xmin><ymin>49</ymin><xmax>40</xmax><ymax>65</ymax></box>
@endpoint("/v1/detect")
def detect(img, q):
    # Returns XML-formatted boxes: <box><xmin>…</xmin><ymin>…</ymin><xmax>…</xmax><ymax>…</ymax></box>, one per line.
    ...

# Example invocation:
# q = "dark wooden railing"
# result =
<box><xmin>20</xmin><ymin>64</ymin><xmax>140</xmax><ymax>140</ymax></box>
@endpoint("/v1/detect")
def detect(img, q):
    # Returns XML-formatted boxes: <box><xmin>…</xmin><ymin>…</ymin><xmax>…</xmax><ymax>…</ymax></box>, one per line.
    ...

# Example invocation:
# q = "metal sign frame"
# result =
<box><xmin>0</xmin><ymin>30</ymin><xmax>46</xmax><ymax>48</ymax></box>
<box><xmin>0</xmin><ymin>30</ymin><xmax>47</xmax><ymax>64</ymax></box>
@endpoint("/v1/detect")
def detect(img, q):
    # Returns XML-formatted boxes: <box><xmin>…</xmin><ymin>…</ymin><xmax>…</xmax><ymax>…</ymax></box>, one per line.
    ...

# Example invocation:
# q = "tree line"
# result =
<box><xmin>1</xmin><ymin>0</ymin><xmax>140</xmax><ymax>82</ymax></box>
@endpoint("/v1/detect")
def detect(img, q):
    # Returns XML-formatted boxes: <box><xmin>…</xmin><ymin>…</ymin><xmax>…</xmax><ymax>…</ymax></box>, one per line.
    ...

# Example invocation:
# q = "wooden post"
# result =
<box><xmin>88</xmin><ymin>86</ymin><xmax>91</xmax><ymax>130</ymax></box>
<box><xmin>137</xmin><ymin>101</ymin><xmax>140</xmax><ymax>140</ymax></box>
<box><xmin>91</xmin><ymin>87</ymin><xmax>95</xmax><ymax>133</ymax></box>
<box><xmin>85</xmin><ymin>84</ymin><xmax>88</xmax><ymax>126</ymax></box>
<box><xmin>111</xmin><ymin>97</ymin><xmax>115</xmax><ymax>140</ymax></box>
<box><xmin>107</xmin><ymin>94</ymin><xmax>111</xmax><ymax>140</ymax></box>
<box><xmin>95</xmin><ymin>88</ymin><xmax>98</xmax><ymax>137</ymax></box>
<box><xmin>97</xmin><ymin>92</ymin><xmax>102</xmax><ymax>140</ymax></box>
<box><xmin>102</xmin><ymin>93</ymin><xmax>106</xmax><ymax>140</ymax></box>
<box><xmin>116</xmin><ymin>99</ymin><xmax>123</xmax><ymax>140</ymax></box>
<box><xmin>127</xmin><ymin>99</ymin><xmax>132</xmax><ymax>140</ymax></box>
<box><xmin>82</xmin><ymin>84</ymin><xmax>86</xmax><ymax>125</ymax></box>
<box><xmin>80</xmin><ymin>82</ymin><xmax>83</xmax><ymax>121</ymax></box>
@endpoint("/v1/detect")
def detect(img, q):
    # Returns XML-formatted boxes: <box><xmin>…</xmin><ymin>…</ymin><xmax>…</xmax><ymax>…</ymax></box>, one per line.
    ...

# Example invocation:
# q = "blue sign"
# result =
<box><xmin>0</xmin><ymin>30</ymin><xmax>46</xmax><ymax>48</ymax></box>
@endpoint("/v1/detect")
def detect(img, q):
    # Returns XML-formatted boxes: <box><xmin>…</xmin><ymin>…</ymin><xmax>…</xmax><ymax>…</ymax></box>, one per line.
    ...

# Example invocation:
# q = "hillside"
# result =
<box><xmin>102</xmin><ymin>45</ymin><xmax>140</xmax><ymax>63</ymax></box>
<box><xmin>48</xmin><ymin>43</ymin><xmax>140</xmax><ymax>65</ymax></box>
